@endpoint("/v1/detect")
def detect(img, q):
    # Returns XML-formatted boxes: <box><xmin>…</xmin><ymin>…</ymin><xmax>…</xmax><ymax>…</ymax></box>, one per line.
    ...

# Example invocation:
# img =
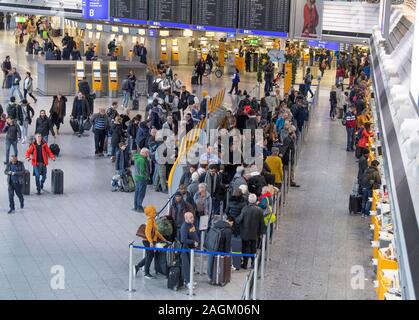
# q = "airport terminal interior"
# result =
<box><xmin>0</xmin><ymin>0</ymin><xmax>418</xmax><ymax>302</ymax></box>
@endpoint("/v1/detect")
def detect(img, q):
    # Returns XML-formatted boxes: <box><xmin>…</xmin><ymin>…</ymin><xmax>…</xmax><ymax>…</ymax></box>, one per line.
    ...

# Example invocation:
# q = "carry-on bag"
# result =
<box><xmin>167</xmin><ymin>266</ymin><xmax>182</xmax><ymax>291</ymax></box>
<box><xmin>211</xmin><ymin>255</ymin><xmax>231</xmax><ymax>286</ymax></box>
<box><xmin>51</xmin><ymin>169</ymin><xmax>64</xmax><ymax>194</ymax></box>
<box><xmin>49</xmin><ymin>144</ymin><xmax>60</xmax><ymax>157</ymax></box>
<box><xmin>349</xmin><ymin>194</ymin><xmax>362</xmax><ymax>214</ymax></box>
<box><xmin>70</xmin><ymin>119</ymin><xmax>79</xmax><ymax>133</ymax></box>
<box><xmin>23</xmin><ymin>170</ymin><xmax>31</xmax><ymax>195</ymax></box>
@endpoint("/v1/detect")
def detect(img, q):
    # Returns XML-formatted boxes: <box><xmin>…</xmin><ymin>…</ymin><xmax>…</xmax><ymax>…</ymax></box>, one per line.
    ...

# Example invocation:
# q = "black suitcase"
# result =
<box><xmin>231</xmin><ymin>236</ymin><xmax>242</xmax><ymax>270</ymax></box>
<box><xmin>70</xmin><ymin>119</ymin><xmax>79</xmax><ymax>133</ymax></box>
<box><xmin>211</xmin><ymin>255</ymin><xmax>231</xmax><ymax>286</ymax></box>
<box><xmin>22</xmin><ymin>170</ymin><xmax>30</xmax><ymax>195</ymax></box>
<box><xmin>50</xmin><ymin>144</ymin><xmax>60</xmax><ymax>157</ymax></box>
<box><xmin>132</xmin><ymin>98</ymin><xmax>139</xmax><ymax>111</ymax></box>
<box><xmin>167</xmin><ymin>266</ymin><xmax>182</xmax><ymax>291</ymax></box>
<box><xmin>191</xmin><ymin>76</ymin><xmax>198</xmax><ymax>85</ymax></box>
<box><xmin>51</xmin><ymin>169</ymin><xmax>64</xmax><ymax>194</ymax></box>
<box><xmin>154</xmin><ymin>250</ymin><xmax>168</xmax><ymax>276</ymax></box>
<box><xmin>349</xmin><ymin>194</ymin><xmax>362</xmax><ymax>214</ymax></box>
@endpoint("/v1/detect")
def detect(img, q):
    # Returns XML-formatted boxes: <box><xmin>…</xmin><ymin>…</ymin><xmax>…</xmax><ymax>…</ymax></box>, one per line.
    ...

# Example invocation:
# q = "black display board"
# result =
<box><xmin>191</xmin><ymin>0</ymin><xmax>238</xmax><ymax>32</ymax></box>
<box><xmin>238</xmin><ymin>0</ymin><xmax>290</xmax><ymax>36</ymax></box>
<box><xmin>149</xmin><ymin>0</ymin><xmax>192</xmax><ymax>28</ymax></box>
<box><xmin>109</xmin><ymin>0</ymin><xmax>148</xmax><ymax>24</ymax></box>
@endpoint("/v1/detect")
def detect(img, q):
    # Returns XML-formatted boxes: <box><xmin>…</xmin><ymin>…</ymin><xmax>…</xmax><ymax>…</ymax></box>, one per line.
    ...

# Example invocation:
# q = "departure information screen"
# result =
<box><xmin>109</xmin><ymin>0</ymin><xmax>148</xmax><ymax>24</ymax></box>
<box><xmin>149</xmin><ymin>0</ymin><xmax>192</xmax><ymax>28</ymax></box>
<box><xmin>191</xmin><ymin>0</ymin><xmax>238</xmax><ymax>32</ymax></box>
<box><xmin>238</xmin><ymin>0</ymin><xmax>290</xmax><ymax>36</ymax></box>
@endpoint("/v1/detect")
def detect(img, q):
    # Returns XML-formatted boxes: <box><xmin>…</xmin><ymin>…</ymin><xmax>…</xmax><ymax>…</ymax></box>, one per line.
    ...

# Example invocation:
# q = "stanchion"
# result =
<box><xmin>261</xmin><ymin>235</ymin><xmax>266</xmax><ymax>280</ymax></box>
<box><xmin>245</xmin><ymin>274</ymin><xmax>250</xmax><ymax>300</ymax></box>
<box><xmin>128</xmin><ymin>244</ymin><xmax>136</xmax><ymax>292</ymax></box>
<box><xmin>253</xmin><ymin>254</ymin><xmax>258</xmax><ymax>300</ymax></box>
<box><xmin>189</xmin><ymin>249</ymin><xmax>195</xmax><ymax>296</ymax></box>
<box><xmin>199</xmin><ymin>231</ymin><xmax>206</xmax><ymax>275</ymax></box>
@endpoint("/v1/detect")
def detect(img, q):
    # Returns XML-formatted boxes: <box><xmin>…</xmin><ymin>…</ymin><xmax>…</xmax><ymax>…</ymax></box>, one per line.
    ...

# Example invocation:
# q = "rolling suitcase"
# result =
<box><xmin>22</xmin><ymin>170</ymin><xmax>31</xmax><ymax>195</ymax></box>
<box><xmin>167</xmin><ymin>266</ymin><xmax>182</xmax><ymax>291</ymax></box>
<box><xmin>51</xmin><ymin>169</ymin><xmax>64</xmax><ymax>194</ymax></box>
<box><xmin>231</xmin><ymin>236</ymin><xmax>242</xmax><ymax>270</ymax></box>
<box><xmin>349</xmin><ymin>194</ymin><xmax>362</xmax><ymax>214</ymax></box>
<box><xmin>191</xmin><ymin>75</ymin><xmax>198</xmax><ymax>85</ymax></box>
<box><xmin>211</xmin><ymin>255</ymin><xmax>231</xmax><ymax>286</ymax></box>
<box><xmin>132</xmin><ymin>98</ymin><xmax>139</xmax><ymax>111</ymax></box>
<box><xmin>154</xmin><ymin>249</ymin><xmax>168</xmax><ymax>276</ymax></box>
<box><xmin>70</xmin><ymin>119</ymin><xmax>79</xmax><ymax>133</ymax></box>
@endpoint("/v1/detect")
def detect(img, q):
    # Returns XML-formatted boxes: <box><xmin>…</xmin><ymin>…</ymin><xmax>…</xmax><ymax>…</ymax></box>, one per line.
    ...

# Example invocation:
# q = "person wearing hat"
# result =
<box><xmin>265</xmin><ymin>147</ymin><xmax>284</xmax><ymax>188</ymax></box>
<box><xmin>170</xmin><ymin>191</ymin><xmax>195</xmax><ymax>238</ymax></box>
<box><xmin>235</xmin><ymin>194</ymin><xmax>265</xmax><ymax>269</ymax></box>
<box><xmin>134</xmin><ymin>206</ymin><xmax>170</xmax><ymax>279</ymax></box>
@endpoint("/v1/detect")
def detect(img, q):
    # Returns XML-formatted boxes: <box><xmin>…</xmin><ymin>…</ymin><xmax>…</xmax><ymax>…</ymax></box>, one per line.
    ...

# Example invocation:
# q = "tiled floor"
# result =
<box><xmin>0</xmin><ymin>29</ymin><xmax>375</xmax><ymax>300</ymax></box>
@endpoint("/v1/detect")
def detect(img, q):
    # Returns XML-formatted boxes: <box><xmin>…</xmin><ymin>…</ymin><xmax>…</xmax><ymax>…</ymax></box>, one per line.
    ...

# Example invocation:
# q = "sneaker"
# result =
<box><xmin>138</xmin><ymin>206</ymin><xmax>144</xmax><ymax>213</ymax></box>
<box><xmin>37</xmin><ymin>189</ymin><xmax>41</xmax><ymax>195</ymax></box>
<box><xmin>186</xmin><ymin>283</ymin><xmax>196</xmax><ymax>290</ymax></box>
<box><xmin>241</xmin><ymin>264</ymin><xmax>248</xmax><ymax>270</ymax></box>
<box><xmin>20</xmin><ymin>203</ymin><xmax>24</xmax><ymax>209</ymax></box>
<box><xmin>144</xmin><ymin>273</ymin><xmax>155</xmax><ymax>279</ymax></box>
<box><xmin>134</xmin><ymin>265</ymin><xmax>140</xmax><ymax>276</ymax></box>
<box><xmin>7</xmin><ymin>209</ymin><xmax>15</xmax><ymax>214</ymax></box>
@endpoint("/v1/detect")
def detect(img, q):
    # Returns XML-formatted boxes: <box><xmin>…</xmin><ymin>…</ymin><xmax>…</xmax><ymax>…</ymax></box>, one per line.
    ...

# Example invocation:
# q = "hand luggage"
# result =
<box><xmin>111</xmin><ymin>174</ymin><xmax>122</xmax><ymax>192</ymax></box>
<box><xmin>49</xmin><ymin>144</ymin><xmax>60</xmax><ymax>157</ymax></box>
<box><xmin>167</xmin><ymin>241</ymin><xmax>182</xmax><ymax>268</ymax></box>
<box><xmin>154</xmin><ymin>247</ymin><xmax>168</xmax><ymax>276</ymax></box>
<box><xmin>51</xmin><ymin>169</ymin><xmax>64</xmax><ymax>194</ymax></box>
<box><xmin>156</xmin><ymin>216</ymin><xmax>174</xmax><ymax>238</ymax></box>
<box><xmin>349</xmin><ymin>194</ymin><xmax>362</xmax><ymax>214</ymax></box>
<box><xmin>132</xmin><ymin>98</ymin><xmax>139</xmax><ymax>111</ymax></box>
<box><xmin>121</xmin><ymin>171</ymin><xmax>135</xmax><ymax>193</ymax></box>
<box><xmin>231</xmin><ymin>236</ymin><xmax>242</xmax><ymax>270</ymax></box>
<box><xmin>0</xmin><ymin>115</ymin><xmax>5</xmax><ymax>132</ymax></box>
<box><xmin>70</xmin><ymin>119</ymin><xmax>79</xmax><ymax>133</ymax></box>
<box><xmin>167</xmin><ymin>266</ymin><xmax>182</xmax><ymax>291</ymax></box>
<box><xmin>83</xmin><ymin>118</ymin><xmax>92</xmax><ymax>131</ymax></box>
<box><xmin>191</xmin><ymin>75</ymin><xmax>198</xmax><ymax>85</ymax></box>
<box><xmin>211</xmin><ymin>255</ymin><xmax>231</xmax><ymax>286</ymax></box>
<box><xmin>22</xmin><ymin>169</ymin><xmax>31</xmax><ymax>195</ymax></box>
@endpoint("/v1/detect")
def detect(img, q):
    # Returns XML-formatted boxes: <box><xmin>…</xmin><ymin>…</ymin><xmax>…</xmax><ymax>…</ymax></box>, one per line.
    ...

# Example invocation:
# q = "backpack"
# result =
<box><xmin>204</xmin><ymin>226</ymin><xmax>223</xmax><ymax>252</ymax></box>
<box><xmin>156</xmin><ymin>216</ymin><xmax>174</xmax><ymax>237</ymax></box>
<box><xmin>111</xmin><ymin>175</ymin><xmax>122</xmax><ymax>192</ymax></box>
<box><xmin>361</xmin><ymin>168</ymin><xmax>375</xmax><ymax>189</ymax></box>
<box><xmin>121</xmin><ymin>171</ymin><xmax>135</xmax><ymax>192</ymax></box>
<box><xmin>187</xmin><ymin>94</ymin><xmax>196</xmax><ymax>106</ymax></box>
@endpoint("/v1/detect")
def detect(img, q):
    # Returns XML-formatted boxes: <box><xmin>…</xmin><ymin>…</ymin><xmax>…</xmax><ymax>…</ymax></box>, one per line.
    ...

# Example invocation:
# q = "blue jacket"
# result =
<box><xmin>232</xmin><ymin>72</ymin><xmax>240</xmax><ymax>84</ymax></box>
<box><xmin>180</xmin><ymin>222</ymin><xmax>199</xmax><ymax>249</ymax></box>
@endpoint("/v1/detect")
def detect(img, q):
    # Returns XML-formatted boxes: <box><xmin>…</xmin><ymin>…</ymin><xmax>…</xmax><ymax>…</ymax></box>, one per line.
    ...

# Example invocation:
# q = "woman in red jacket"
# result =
<box><xmin>356</xmin><ymin>123</ymin><xmax>373</xmax><ymax>159</ymax></box>
<box><xmin>25</xmin><ymin>133</ymin><xmax>56</xmax><ymax>195</ymax></box>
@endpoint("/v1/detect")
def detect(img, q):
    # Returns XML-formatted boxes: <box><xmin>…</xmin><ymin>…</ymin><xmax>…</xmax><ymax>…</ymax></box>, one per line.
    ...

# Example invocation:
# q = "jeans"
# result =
<box><xmin>34</xmin><ymin>165</ymin><xmax>47</xmax><ymax>191</ymax></box>
<box><xmin>264</xmin><ymin>80</ymin><xmax>270</xmax><ymax>95</ymax></box>
<box><xmin>5</xmin><ymin>139</ymin><xmax>18</xmax><ymax>162</ymax></box>
<box><xmin>305</xmin><ymin>84</ymin><xmax>314</xmax><ymax>97</ymax></box>
<box><xmin>134</xmin><ymin>180</ymin><xmax>147</xmax><ymax>210</ymax></box>
<box><xmin>229</xmin><ymin>83</ymin><xmax>239</xmax><ymax>94</ymax></box>
<box><xmin>361</xmin><ymin>187</ymin><xmax>372</xmax><ymax>216</ymax></box>
<box><xmin>122</xmin><ymin>90</ymin><xmax>130</xmax><ymax>108</ymax></box>
<box><xmin>197</xmin><ymin>73</ymin><xmax>203</xmax><ymax>85</ymax></box>
<box><xmin>24</xmin><ymin>89</ymin><xmax>36</xmax><ymax>102</ymax></box>
<box><xmin>20</xmin><ymin>121</ymin><xmax>29</xmax><ymax>141</ymax></box>
<box><xmin>330</xmin><ymin>103</ymin><xmax>336</xmax><ymax>118</ymax></box>
<box><xmin>94</xmin><ymin>129</ymin><xmax>106</xmax><ymax>154</ymax></box>
<box><xmin>242</xmin><ymin>240</ymin><xmax>257</xmax><ymax>267</ymax></box>
<box><xmin>8</xmin><ymin>182</ymin><xmax>24</xmax><ymax>210</ymax></box>
<box><xmin>136</xmin><ymin>240</ymin><xmax>155</xmax><ymax>275</ymax></box>
<box><xmin>153</xmin><ymin>163</ymin><xmax>167</xmax><ymax>192</ymax></box>
<box><xmin>77</xmin><ymin>115</ymin><xmax>84</xmax><ymax>135</ymax></box>
<box><xmin>346</xmin><ymin>127</ymin><xmax>355</xmax><ymax>151</ymax></box>
<box><xmin>10</xmin><ymin>85</ymin><xmax>24</xmax><ymax>100</ymax></box>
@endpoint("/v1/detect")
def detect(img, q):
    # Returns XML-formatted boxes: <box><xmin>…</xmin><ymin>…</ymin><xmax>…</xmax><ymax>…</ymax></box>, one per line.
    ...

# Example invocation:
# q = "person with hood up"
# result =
<box><xmin>134</xmin><ymin>206</ymin><xmax>170</xmax><ymax>279</ymax></box>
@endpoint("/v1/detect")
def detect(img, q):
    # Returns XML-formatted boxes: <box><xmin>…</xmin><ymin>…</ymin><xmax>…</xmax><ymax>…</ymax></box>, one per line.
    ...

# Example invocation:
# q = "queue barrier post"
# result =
<box><xmin>189</xmin><ymin>249</ymin><xmax>194</xmax><ymax>296</ymax></box>
<box><xmin>261</xmin><ymin>234</ymin><xmax>266</xmax><ymax>280</ymax></box>
<box><xmin>128</xmin><ymin>244</ymin><xmax>135</xmax><ymax>292</ymax></box>
<box><xmin>245</xmin><ymin>273</ymin><xmax>250</xmax><ymax>300</ymax></box>
<box><xmin>199</xmin><ymin>231</ymin><xmax>206</xmax><ymax>275</ymax></box>
<box><xmin>253</xmin><ymin>254</ymin><xmax>258</xmax><ymax>300</ymax></box>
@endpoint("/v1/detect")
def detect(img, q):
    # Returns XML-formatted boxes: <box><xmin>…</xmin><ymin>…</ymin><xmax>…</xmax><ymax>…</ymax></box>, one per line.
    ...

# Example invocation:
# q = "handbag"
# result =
<box><xmin>199</xmin><ymin>215</ymin><xmax>209</xmax><ymax>231</ymax></box>
<box><xmin>136</xmin><ymin>224</ymin><xmax>155</xmax><ymax>239</ymax></box>
<box><xmin>83</xmin><ymin>118</ymin><xmax>92</xmax><ymax>131</ymax></box>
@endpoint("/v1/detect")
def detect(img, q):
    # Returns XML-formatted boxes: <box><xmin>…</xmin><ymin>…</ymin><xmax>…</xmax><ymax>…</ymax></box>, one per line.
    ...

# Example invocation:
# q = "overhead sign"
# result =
<box><xmin>307</xmin><ymin>40</ymin><xmax>339</xmax><ymax>51</ymax></box>
<box><xmin>82</xmin><ymin>0</ymin><xmax>109</xmax><ymax>20</ymax></box>
<box><xmin>268</xmin><ymin>49</ymin><xmax>286</xmax><ymax>63</ymax></box>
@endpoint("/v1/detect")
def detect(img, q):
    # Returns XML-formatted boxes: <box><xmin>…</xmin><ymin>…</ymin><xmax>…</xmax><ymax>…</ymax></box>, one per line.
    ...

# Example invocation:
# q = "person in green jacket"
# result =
<box><xmin>133</xmin><ymin>148</ymin><xmax>150</xmax><ymax>213</ymax></box>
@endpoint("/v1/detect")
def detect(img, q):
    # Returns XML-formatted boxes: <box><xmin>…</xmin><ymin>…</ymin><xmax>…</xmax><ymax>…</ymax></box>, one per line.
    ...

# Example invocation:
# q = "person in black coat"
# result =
<box><xmin>195</xmin><ymin>58</ymin><xmax>206</xmax><ymax>85</ymax></box>
<box><xmin>71</xmin><ymin>92</ymin><xmax>90</xmax><ymax>137</ymax></box>
<box><xmin>236</xmin><ymin>194</ymin><xmax>266</xmax><ymax>269</ymax></box>
<box><xmin>35</xmin><ymin>110</ymin><xmax>55</xmax><ymax>143</ymax></box>
<box><xmin>226</xmin><ymin>189</ymin><xmax>247</xmax><ymax>219</ymax></box>
<box><xmin>78</xmin><ymin>78</ymin><xmax>93</xmax><ymax>114</ymax></box>
<box><xmin>49</xmin><ymin>93</ymin><xmax>67</xmax><ymax>135</ymax></box>
<box><xmin>111</xmin><ymin>116</ymin><xmax>125</xmax><ymax>162</ymax></box>
<box><xmin>4</xmin><ymin>155</ymin><xmax>25</xmax><ymax>214</ymax></box>
<box><xmin>115</xmin><ymin>142</ymin><xmax>130</xmax><ymax>175</ymax></box>
<box><xmin>247</xmin><ymin>170</ymin><xmax>267</xmax><ymax>197</ymax></box>
<box><xmin>207</xmin><ymin>217</ymin><xmax>235</xmax><ymax>280</ymax></box>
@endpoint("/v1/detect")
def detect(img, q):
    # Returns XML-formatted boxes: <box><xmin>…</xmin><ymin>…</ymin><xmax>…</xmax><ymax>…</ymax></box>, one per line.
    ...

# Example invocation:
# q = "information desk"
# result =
<box><xmin>37</xmin><ymin>57</ymin><xmax>147</xmax><ymax>96</ymax></box>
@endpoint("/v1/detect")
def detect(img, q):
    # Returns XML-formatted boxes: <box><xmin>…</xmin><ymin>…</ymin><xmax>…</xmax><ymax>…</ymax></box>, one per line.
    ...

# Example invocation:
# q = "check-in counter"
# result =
<box><xmin>37</xmin><ymin>57</ymin><xmax>147</xmax><ymax>96</ymax></box>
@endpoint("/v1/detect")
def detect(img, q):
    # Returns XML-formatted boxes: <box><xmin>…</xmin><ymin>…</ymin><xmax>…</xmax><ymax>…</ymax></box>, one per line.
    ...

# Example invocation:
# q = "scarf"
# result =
<box><xmin>204</xmin><ymin>173</ymin><xmax>218</xmax><ymax>196</ymax></box>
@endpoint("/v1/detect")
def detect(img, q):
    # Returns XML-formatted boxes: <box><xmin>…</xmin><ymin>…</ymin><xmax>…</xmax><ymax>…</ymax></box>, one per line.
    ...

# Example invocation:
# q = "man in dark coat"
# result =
<box><xmin>4</xmin><ymin>155</ymin><xmax>25</xmax><ymax>214</ymax></box>
<box><xmin>236</xmin><ymin>194</ymin><xmax>265</xmax><ymax>269</ymax></box>
<box><xmin>170</xmin><ymin>192</ymin><xmax>195</xmax><ymax>237</ymax></box>
<box><xmin>71</xmin><ymin>92</ymin><xmax>90</xmax><ymax>137</ymax></box>
<box><xmin>35</xmin><ymin>110</ymin><xmax>55</xmax><ymax>143</ymax></box>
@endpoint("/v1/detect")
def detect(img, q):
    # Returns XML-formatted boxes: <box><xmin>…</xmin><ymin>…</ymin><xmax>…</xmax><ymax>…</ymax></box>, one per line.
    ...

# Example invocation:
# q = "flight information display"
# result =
<box><xmin>191</xmin><ymin>0</ymin><xmax>238</xmax><ymax>32</ymax></box>
<box><xmin>109</xmin><ymin>0</ymin><xmax>148</xmax><ymax>24</ymax></box>
<box><xmin>238</xmin><ymin>0</ymin><xmax>290</xmax><ymax>36</ymax></box>
<box><xmin>149</xmin><ymin>0</ymin><xmax>192</xmax><ymax>28</ymax></box>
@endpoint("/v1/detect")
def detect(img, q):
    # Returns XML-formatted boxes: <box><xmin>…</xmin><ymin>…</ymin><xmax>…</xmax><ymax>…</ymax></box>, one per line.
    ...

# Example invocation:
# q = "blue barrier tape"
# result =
<box><xmin>130</xmin><ymin>244</ymin><xmax>256</xmax><ymax>258</ymax></box>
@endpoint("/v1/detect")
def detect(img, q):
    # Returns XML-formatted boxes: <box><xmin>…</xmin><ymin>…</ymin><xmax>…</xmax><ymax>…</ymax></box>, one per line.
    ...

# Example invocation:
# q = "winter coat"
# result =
<box><xmin>226</xmin><ymin>195</ymin><xmax>246</xmax><ymax>218</ymax></box>
<box><xmin>111</xmin><ymin>123</ymin><xmax>124</xmax><ymax>148</ymax></box>
<box><xmin>50</xmin><ymin>96</ymin><xmax>67</xmax><ymax>122</ymax></box>
<box><xmin>25</xmin><ymin>141</ymin><xmax>56</xmax><ymax>167</ymax></box>
<box><xmin>71</xmin><ymin>97</ymin><xmax>90</xmax><ymax>118</ymax></box>
<box><xmin>236</xmin><ymin>204</ymin><xmax>266</xmax><ymax>241</ymax></box>
<box><xmin>4</xmin><ymin>161</ymin><xmax>25</xmax><ymax>185</ymax></box>
<box><xmin>170</xmin><ymin>199</ymin><xmax>195</xmax><ymax>229</ymax></box>
<box><xmin>4</xmin><ymin>121</ymin><xmax>21</xmax><ymax>141</ymax></box>
<box><xmin>247</xmin><ymin>174</ymin><xmax>267</xmax><ymax>197</ymax></box>
<box><xmin>212</xmin><ymin>220</ymin><xmax>233</xmax><ymax>253</ymax></box>
<box><xmin>35</xmin><ymin>116</ymin><xmax>55</xmax><ymax>137</ymax></box>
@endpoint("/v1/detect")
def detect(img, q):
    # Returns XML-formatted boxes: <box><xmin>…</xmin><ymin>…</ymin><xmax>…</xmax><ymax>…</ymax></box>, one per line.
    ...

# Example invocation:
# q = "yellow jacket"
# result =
<box><xmin>144</xmin><ymin>206</ymin><xmax>166</xmax><ymax>244</ymax></box>
<box><xmin>357</xmin><ymin>113</ymin><xmax>371</xmax><ymax>129</ymax></box>
<box><xmin>265</xmin><ymin>156</ymin><xmax>283</xmax><ymax>184</ymax></box>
